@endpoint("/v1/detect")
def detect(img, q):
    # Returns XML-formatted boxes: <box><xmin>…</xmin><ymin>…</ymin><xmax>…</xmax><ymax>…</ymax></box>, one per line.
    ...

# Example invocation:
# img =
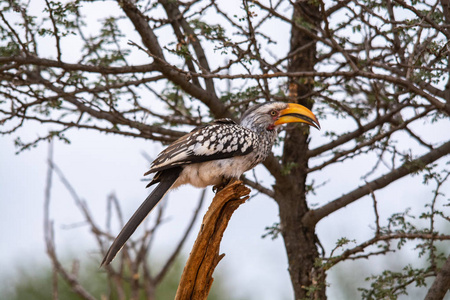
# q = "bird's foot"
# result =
<box><xmin>212</xmin><ymin>177</ymin><xmax>232</xmax><ymax>193</ymax></box>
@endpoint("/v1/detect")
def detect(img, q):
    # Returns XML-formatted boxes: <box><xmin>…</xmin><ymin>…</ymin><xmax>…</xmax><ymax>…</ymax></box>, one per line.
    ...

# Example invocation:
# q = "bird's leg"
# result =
<box><xmin>212</xmin><ymin>177</ymin><xmax>232</xmax><ymax>193</ymax></box>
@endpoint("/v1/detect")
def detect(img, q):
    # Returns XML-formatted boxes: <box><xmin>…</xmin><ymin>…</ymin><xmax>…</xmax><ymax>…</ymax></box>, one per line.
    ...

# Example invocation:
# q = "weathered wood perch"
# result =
<box><xmin>175</xmin><ymin>180</ymin><xmax>250</xmax><ymax>300</ymax></box>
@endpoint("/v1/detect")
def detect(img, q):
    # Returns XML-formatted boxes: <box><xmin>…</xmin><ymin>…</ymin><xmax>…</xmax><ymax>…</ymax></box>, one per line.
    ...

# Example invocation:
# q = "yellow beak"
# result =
<box><xmin>273</xmin><ymin>103</ymin><xmax>320</xmax><ymax>130</ymax></box>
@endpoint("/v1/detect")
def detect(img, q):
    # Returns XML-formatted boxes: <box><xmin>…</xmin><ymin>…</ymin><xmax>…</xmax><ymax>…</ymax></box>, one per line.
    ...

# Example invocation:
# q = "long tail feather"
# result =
<box><xmin>101</xmin><ymin>167</ymin><xmax>182</xmax><ymax>266</ymax></box>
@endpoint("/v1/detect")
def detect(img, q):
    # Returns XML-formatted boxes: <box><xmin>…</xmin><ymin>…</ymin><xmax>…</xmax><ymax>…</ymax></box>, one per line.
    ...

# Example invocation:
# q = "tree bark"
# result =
<box><xmin>175</xmin><ymin>180</ymin><xmax>250</xmax><ymax>300</ymax></box>
<box><xmin>425</xmin><ymin>254</ymin><xmax>450</xmax><ymax>300</ymax></box>
<box><xmin>274</xmin><ymin>1</ymin><xmax>325</xmax><ymax>299</ymax></box>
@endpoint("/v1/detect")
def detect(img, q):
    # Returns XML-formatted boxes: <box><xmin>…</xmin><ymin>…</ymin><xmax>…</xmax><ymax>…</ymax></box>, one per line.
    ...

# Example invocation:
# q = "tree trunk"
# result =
<box><xmin>274</xmin><ymin>2</ymin><xmax>325</xmax><ymax>299</ymax></box>
<box><xmin>425</xmin><ymin>254</ymin><xmax>450</xmax><ymax>300</ymax></box>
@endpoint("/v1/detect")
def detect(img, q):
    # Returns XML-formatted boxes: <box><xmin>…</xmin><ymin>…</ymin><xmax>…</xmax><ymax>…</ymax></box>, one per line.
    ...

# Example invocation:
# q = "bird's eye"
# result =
<box><xmin>270</xmin><ymin>110</ymin><xmax>277</xmax><ymax>116</ymax></box>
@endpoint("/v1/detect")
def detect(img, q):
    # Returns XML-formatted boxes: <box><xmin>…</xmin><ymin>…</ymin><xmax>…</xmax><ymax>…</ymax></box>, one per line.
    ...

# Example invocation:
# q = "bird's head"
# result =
<box><xmin>240</xmin><ymin>102</ymin><xmax>320</xmax><ymax>132</ymax></box>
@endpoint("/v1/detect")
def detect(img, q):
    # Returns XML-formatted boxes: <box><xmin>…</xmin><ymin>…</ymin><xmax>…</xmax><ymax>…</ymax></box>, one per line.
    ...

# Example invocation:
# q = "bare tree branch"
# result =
<box><xmin>119</xmin><ymin>0</ymin><xmax>232</xmax><ymax>119</ymax></box>
<box><xmin>303</xmin><ymin>140</ymin><xmax>450</xmax><ymax>227</ymax></box>
<box><xmin>175</xmin><ymin>180</ymin><xmax>250</xmax><ymax>300</ymax></box>
<box><xmin>44</xmin><ymin>141</ymin><xmax>96</xmax><ymax>300</ymax></box>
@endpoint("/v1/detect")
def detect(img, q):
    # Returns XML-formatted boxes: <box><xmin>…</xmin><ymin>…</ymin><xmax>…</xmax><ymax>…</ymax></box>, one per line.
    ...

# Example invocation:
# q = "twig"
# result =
<box><xmin>43</xmin><ymin>140</ymin><xmax>96</xmax><ymax>300</ymax></box>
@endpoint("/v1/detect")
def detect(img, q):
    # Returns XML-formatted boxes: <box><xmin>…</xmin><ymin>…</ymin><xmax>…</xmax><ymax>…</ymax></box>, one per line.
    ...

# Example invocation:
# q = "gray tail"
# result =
<box><xmin>101</xmin><ymin>167</ymin><xmax>182</xmax><ymax>266</ymax></box>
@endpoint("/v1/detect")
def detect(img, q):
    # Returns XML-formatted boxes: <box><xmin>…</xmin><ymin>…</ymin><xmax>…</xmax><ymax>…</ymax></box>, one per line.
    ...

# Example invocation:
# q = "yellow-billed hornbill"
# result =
<box><xmin>101</xmin><ymin>102</ymin><xmax>320</xmax><ymax>266</ymax></box>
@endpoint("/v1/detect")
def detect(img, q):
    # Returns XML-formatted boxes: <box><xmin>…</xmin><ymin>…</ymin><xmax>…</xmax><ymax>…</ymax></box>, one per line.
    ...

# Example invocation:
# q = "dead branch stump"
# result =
<box><xmin>175</xmin><ymin>180</ymin><xmax>250</xmax><ymax>300</ymax></box>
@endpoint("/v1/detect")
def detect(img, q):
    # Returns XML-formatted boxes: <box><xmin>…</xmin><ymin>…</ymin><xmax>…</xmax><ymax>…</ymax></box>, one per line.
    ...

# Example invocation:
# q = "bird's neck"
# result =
<box><xmin>246</xmin><ymin>124</ymin><xmax>278</xmax><ymax>147</ymax></box>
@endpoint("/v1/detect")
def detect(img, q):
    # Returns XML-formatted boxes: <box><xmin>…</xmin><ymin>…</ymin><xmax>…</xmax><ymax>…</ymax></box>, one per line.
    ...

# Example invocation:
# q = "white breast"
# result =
<box><xmin>172</xmin><ymin>156</ymin><xmax>255</xmax><ymax>189</ymax></box>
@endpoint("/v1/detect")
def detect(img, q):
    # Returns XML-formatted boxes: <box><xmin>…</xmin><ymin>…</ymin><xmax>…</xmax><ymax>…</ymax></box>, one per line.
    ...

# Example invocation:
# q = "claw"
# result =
<box><xmin>212</xmin><ymin>177</ymin><xmax>232</xmax><ymax>193</ymax></box>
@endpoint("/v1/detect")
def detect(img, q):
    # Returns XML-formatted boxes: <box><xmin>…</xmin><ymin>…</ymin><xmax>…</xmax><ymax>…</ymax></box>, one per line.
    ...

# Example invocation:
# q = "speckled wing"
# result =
<box><xmin>145</xmin><ymin>118</ymin><xmax>257</xmax><ymax>175</ymax></box>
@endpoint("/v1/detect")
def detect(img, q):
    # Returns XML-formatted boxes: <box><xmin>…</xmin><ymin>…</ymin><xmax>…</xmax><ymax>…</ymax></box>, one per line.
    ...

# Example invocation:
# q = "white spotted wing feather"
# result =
<box><xmin>145</xmin><ymin>119</ymin><xmax>257</xmax><ymax>175</ymax></box>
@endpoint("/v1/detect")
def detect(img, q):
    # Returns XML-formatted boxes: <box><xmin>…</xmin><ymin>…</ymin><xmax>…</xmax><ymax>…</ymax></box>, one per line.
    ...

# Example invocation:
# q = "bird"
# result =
<box><xmin>101</xmin><ymin>101</ymin><xmax>320</xmax><ymax>266</ymax></box>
